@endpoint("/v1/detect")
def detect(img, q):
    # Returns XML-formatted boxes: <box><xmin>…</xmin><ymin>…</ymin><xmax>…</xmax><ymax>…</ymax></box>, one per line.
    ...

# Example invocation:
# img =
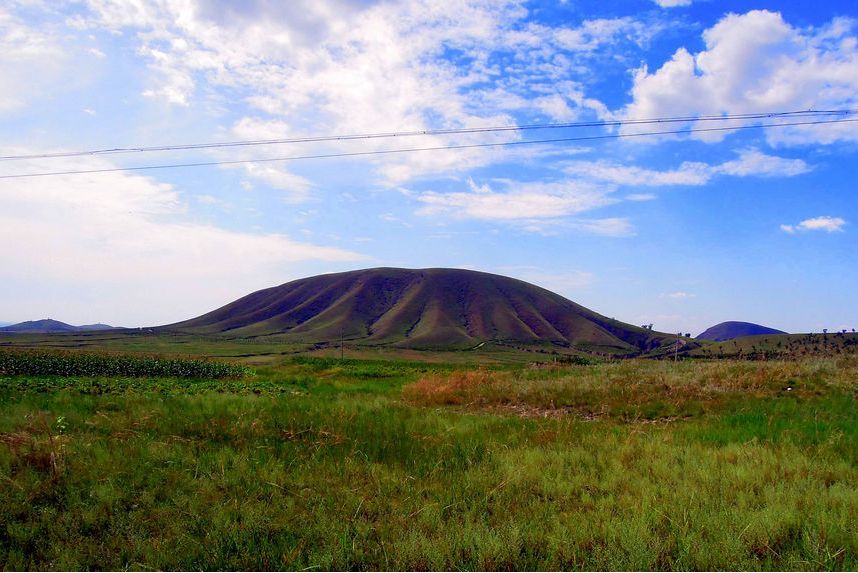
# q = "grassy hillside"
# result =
<box><xmin>165</xmin><ymin>268</ymin><xmax>682</xmax><ymax>355</ymax></box>
<box><xmin>691</xmin><ymin>332</ymin><xmax>858</xmax><ymax>360</ymax></box>
<box><xmin>0</xmin><ymin>331</ymin><xmax>616</xmax><ymax>366</ymax></box>
<box><xmin>696</xmin><ymin>321</ymin><xmax>787</xmax><ymax>341</ymax></box>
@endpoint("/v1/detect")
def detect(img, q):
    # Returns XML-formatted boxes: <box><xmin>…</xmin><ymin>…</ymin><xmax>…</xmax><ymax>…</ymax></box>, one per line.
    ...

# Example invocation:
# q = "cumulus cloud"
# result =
<box><xmin>780</xmin><ymin>216</ymin><xmax>846</xmax><ymax>233</ymax></box>
<box><xmin>71</xmin><ymin>1</ymin><xmax>664</xmax><ymax>186</ymax></box>
<box><xmin>0</xmin><ymin>154</ymin><xmax>365</xmax><ymax>325</ymax></box>
<box><xmin>717</xmin><ymin>148</ymin><xmax>811</xmax><ymax>176</ymax></box>
<box><xmin>620</xmin><ymin>10</ymin><xmax>858</xmax><ymax>145</ymax></box>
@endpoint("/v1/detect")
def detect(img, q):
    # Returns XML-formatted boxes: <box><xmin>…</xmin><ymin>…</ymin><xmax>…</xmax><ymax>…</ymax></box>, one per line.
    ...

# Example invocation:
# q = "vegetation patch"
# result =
<box><xmin>0</xmin><ymin>351</ymin><xmax>855</xmax><ymax>570</ymax></box>
<box><xmin>0</xmin><ymin>348</ymin><xmax>251</xmax><ymax>379</ymax></box>
<box><xmin>403</xmin><ymin>358</ymin><xmax>858</xmax><ymax>420</ymax></box>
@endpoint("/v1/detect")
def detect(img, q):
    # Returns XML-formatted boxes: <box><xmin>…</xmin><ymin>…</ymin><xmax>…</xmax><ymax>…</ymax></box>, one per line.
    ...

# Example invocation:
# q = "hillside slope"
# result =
<box><xmin>0</xmin><ymin>320</ymin><xmax>118</xmax><ymax>333</ymax></box>
<box><xmin>166</xmin><ymin>267</ymin><xmax>679</xmax><ymax>353</ymax></box>
<box><xmin>696</xmin><ymin>321</ymin><xmax>787</xmax><ymax>341</ymax></box>
<box><xmin>0</xmin><ymin>319</ymin><xmax>80</xmax><ymax>333</ymax></box>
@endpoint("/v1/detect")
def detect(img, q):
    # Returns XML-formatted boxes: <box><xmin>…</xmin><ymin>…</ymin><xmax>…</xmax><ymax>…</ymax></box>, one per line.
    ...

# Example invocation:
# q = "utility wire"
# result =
<box><xmin>0</xmin><ymin>116</ymin><xmax>855</xmax><ymax>180</ymax></box>
<box><xmin>0</xmin><ymin>109</ymin><xmax>853</xmax><ymax>162</ymax></box>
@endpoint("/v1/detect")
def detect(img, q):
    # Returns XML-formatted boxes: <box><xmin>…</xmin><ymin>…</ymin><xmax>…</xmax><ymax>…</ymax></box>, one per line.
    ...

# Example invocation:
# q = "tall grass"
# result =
<box><xmin>403</xmin><ymin>358</ymin><xmax>858</xmax><ymax>419</ymax></box>
<box><xmin>0</xmin><ymin>357</ymin><xmax>855</xmax><ymax>569</ymax></box>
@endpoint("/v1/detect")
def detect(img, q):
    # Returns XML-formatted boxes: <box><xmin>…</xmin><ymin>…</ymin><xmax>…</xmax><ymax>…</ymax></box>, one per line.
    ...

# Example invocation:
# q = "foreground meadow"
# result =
<box><xmin>0</xmin><ymin>351</ymin><xmax>856</xmax><ymax>570</ymax></box>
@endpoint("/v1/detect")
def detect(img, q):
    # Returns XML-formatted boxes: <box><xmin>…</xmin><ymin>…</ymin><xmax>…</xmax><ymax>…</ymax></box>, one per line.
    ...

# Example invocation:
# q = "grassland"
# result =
<box><xmin>0</xmin><ymin>342</ymin><xmax>856</xmax><ymax>570</ymax></box>
<box><xmin>690</xmin><ymin>332</ymin><xmax>858</xmax><ymax>360</ymax></box>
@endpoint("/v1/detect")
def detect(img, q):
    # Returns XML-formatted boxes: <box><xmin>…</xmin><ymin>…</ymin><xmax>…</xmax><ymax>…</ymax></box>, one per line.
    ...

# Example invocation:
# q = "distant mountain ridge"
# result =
<box><xmin>165</xmin><ymin>267</ymin><xmax>682</xmax><ymax>354</ymax></box>
<box><xmin>696</xmin><ymin>321</ymin><xmax>787</xmax><ymax>341</ymax></box>
<box><xmin>0</xmin><ymin>319</ymin><xmax>119</xmax><ymax>333</ymax></box>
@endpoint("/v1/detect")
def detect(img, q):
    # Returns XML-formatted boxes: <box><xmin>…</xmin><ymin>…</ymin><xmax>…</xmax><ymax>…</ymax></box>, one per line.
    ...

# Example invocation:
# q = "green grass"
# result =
<box><xmin>0</xmin><ymin>347</ymin><xmax>250</xmax><ymax>379</ymax></box>
<box><xmin>0</xmin><ymin>355</ymin><xmax>856</xmax><ymax>570</ymax></box>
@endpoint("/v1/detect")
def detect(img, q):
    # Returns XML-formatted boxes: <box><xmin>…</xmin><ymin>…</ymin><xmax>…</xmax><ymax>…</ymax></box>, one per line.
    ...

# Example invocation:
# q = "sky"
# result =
<box><xmin>1</xmin><ymin>0</ymin><xmax>856</xmax><ymax>336</ymax></box>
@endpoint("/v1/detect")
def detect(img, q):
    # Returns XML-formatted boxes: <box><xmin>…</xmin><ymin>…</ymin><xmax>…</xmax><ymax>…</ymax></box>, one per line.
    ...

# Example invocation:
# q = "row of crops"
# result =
<box><xmin>0</xmin><ymin>348</ymin><xmax>250</xmax><ymax>379</ymax></box>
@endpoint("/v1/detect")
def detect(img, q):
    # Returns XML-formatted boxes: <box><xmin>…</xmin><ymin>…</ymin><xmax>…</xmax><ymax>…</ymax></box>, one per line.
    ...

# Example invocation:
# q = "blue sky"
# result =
<box><xmin>0</xmin><ymin>0</ymin><xmax>856</xmax><ymax>335</ymax></box>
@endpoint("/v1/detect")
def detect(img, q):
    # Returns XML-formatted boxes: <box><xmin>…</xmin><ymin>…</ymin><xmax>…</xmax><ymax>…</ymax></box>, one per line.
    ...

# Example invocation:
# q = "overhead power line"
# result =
<box><xmin>0</xmin><ymin>109</ymin><xmax>853</xmax><ymax>163</ymax></box>
<box><xmin>0</xmin><ymin>116</ymin><xmax>855</xmax><ymax>180</ymax></box>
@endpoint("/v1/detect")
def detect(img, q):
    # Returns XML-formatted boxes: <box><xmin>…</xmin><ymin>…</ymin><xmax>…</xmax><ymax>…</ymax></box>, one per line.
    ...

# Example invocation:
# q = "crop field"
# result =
<box><xmin>0</xmin><ymin>344</ymin><xmax>856</xmax><ymax>570</ymax></box>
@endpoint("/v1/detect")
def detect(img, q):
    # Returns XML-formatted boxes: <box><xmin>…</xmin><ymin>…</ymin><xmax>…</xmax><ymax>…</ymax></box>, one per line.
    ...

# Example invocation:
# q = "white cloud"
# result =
<box><xmin>206</xmin><ymin>117</ymin><xmax>314</xmax><ymax>200</ymax></box>
<box><xmin>467</xmin><ymin>177</ymin><xmax>492</xmax><ymax>194</ymax></box>
<box><xmin>652</xmin><ymin>0</ymin><xmax>692</xmax><ymax>7</ymax></box>
<box><xmin>566</xmin><ymin>218</ymin><xmax>634</xmax><ymax>237</ymax></box>
<box><xmin>379</xmin><ymin>213</ymin><xmax>412</xmax><ymax>228</ymax></box>
<box><xmin>781</xmin><ymin>216</ymin><xmax>846</xmax><ymax>233</ymax></box>
<box><xmin>416</xmin><ymin>179</ymin><xmax>616</xmax><ymax>221</ymax></box>
<box><xmin>413</xmin><ymin>146</ymin><xmax>810</xmax><ymax>233</ymax></box>
<box><xmin>620</xmin><ymin>11</ymin><xmax>858</xmax><ymax>145</ymax></box>
<box><xmin>138</xmin><ymin>46</ymin><xmax>195</xmax><ymax>106</ymax></box>
<box><xmin>512</xmin><ymin>217</ymin><xmax>633</xmax><ymax>237</ymax></box>
<box><xmin>552</xmin><ymin>16</ymin><xmax>660</xmax><ymax>52</ymax></box>
<box><xmin>413</xmin><ymin>174</ymin><xmax>633</xmax><ymax>236</ymax></box>
<box><xmin>717</xmin><ymin>148</ymin><xmax>811</xmax><ymax>177</ymax></box>
<box><xmin>626</xmin><ymin>193</ymin><xmax>657</xmax><ymax>201</ymax></box>
<box><xmin>564</xmin><ymin>160</ymin><xmax>711</xmax><ymax>186</ymax></box>
<box><xmin>238</xmin><ymin>164</ymin><xmax>312</xmax><ymax>201</ymax></box>
<box><xmin>0</xmin><ymin>7</ymin><xmax>67</xmax><ymax>113</ymax></box>
<box><xmin>71</xmin><ymin>2</ymin><xmax>666</xmax><ymax>185</ymax></box>
<box><xmin>194</xmin><ymin>194</ymin><xmax>224</xmax><ymax>206</ymax></box>
<box><xmin>563</xmin><ymin>149</ymin><xmax>810</xmax><ymax>187</ymax></box>
<box><xmin>0</xmin><ymin>154</ymin><xmax>366</xmax><ymax>325</ymax></box>
<box><xmin>663</xmin><ymin>291</ymin><xmax>695</xmax><ymax>299</ymax></box>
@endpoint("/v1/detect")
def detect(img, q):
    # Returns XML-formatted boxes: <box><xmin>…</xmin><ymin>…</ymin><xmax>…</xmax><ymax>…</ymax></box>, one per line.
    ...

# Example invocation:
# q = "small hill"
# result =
<box><xmin>696</xmin><ymin>321</ymin><xmax>786</xmax><ymax>341</ymax></box>
<box><xmin>0</xmin><ymin>319</ymin><xmax>119</xmax><ymax>333</ymax></box>
<box><xmin>165</xmin><ymin>267</ymin><xmax>681</xmax><ymax>354</ymax></box>
<box><xmin>77</xmin><ymin>324</ymin><xmax>119</xmax><ymax>331</ymax></box>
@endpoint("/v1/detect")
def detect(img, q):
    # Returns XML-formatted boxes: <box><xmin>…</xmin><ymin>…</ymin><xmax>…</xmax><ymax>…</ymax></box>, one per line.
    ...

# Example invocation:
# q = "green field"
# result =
<box><xmin>0</xmin><ymin>340</ymin><xmax>856</xmax><ymax>570</ymax></box>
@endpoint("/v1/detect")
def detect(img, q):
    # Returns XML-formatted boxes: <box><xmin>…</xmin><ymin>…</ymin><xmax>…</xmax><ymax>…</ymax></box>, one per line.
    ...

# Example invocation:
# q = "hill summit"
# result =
<box><xmin>696</xmin><ymin>321</ymin><xmax>787</xmax><ymax>341</ymax></box>
<box><xmin>166</xmin><ymin>267</ymin><xmax>678</xmax><ymax>354</ymax></box>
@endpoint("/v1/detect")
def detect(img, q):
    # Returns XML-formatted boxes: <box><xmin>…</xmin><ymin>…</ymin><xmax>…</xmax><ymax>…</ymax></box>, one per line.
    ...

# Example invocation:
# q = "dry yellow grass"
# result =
<box><xmin>403</xmin><ymin>358</ymin><xmax>858</xmax><ymax>419</ymax></box>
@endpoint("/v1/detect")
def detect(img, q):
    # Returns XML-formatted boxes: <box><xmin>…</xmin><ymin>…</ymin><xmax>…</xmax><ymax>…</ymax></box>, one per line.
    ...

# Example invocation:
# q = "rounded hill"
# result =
<box><xmin>166</xmin><ymin>267</ymin><xmax>676</xmax><ymax>353</ymax></box>
<box><xmin>696</xmin><ymin>321</ymin><xmax>787</xmax><ymax>341</ymax></box>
